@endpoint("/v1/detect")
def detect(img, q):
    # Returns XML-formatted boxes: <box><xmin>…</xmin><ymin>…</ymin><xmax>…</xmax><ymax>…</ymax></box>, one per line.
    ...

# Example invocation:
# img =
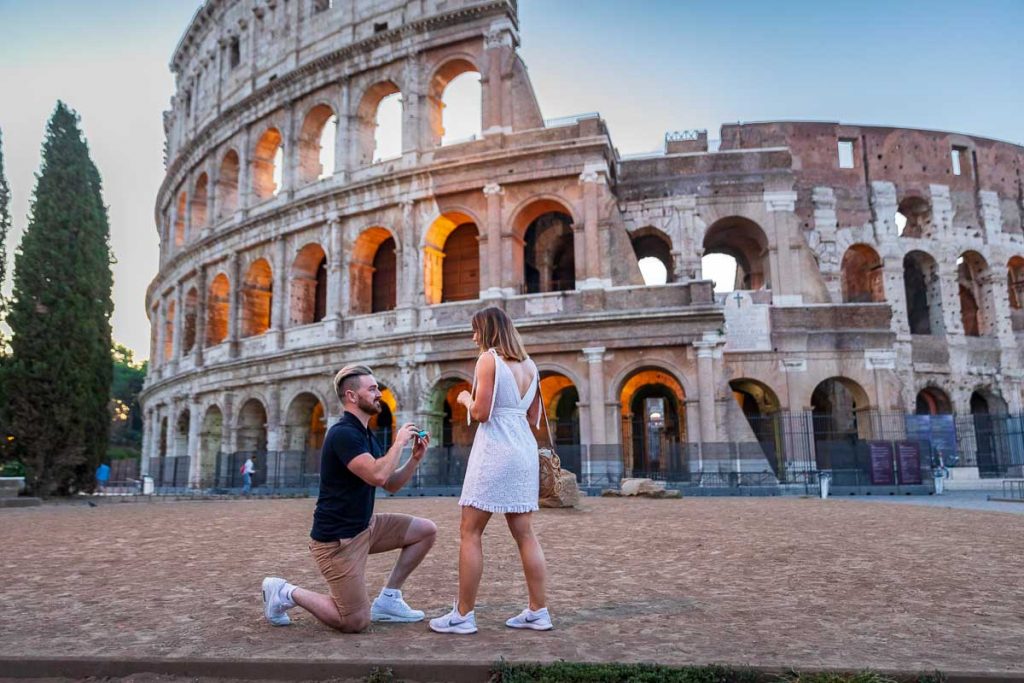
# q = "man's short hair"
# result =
<box><xmin>334</xmin><ymin>364</ymin><xmax>374</xmax><ymax>401</ymax></box>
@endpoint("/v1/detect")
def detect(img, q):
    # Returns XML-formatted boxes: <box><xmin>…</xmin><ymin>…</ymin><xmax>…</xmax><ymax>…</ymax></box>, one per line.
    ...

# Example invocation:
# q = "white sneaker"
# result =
<box><xmin>505</xmin><ymin>606</ymin><xmax>553</xmax><ymax>631</ymax></box>
<box><xmin>428</xmin><ymin>603</ymin><xmax>478</xmax><ymax>634</ymax></box>
<box><xmin>261</xmin><ymin>577</ymin><xmax>294</xmax><ymax>626</ymax></box>
<box><xmin>370</xmin><ymin>588</ymin><xmax>425</xmax><ymax>623</ymax></box>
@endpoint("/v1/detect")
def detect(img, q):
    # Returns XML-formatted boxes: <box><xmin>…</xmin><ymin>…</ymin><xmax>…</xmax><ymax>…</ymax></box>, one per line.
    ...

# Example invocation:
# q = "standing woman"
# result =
<box><xmin>429</xmin><ymin>307</ymin><xmax>553</xmax><ymax>634</ymax></box>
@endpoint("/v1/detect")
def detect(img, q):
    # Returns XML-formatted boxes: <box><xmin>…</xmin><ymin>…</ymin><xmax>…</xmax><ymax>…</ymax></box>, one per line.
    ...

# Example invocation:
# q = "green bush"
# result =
<box><xmin>0</xmin><ymin>460</ymin><xmax>26</xmax><ymax>477</ymax></box>
<box><xmin>106</xmin><ymin>445</ymin><xmax>140</xmax><ymax>461</ymax></box>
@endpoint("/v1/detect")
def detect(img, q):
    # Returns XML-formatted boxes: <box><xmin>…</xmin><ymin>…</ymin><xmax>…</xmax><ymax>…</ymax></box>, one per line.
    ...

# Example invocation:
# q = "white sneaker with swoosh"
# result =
<box><xmin>505</xmin><ymin>607</ymin><xmax>553</xmax><ymax>630</ymax></box>
<box><xmin>429</xmin><ymin>603</ymin><xmax>478</xmax><ymax>634</ymax></box>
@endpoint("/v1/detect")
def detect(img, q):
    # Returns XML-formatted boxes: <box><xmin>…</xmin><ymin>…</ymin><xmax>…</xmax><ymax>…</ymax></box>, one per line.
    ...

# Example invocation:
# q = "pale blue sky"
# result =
<box><xmin>1</xmin><ymin>0</ymin><xmax>1021</xmax><ymax>360</ymax></box>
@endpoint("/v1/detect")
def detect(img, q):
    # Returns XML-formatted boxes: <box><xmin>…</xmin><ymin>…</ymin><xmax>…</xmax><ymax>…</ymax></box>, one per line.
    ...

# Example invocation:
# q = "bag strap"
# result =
<box><xmin>539</xmin><ymin>391</ymin><xmax>557</xmax><ymax>454</ymax></box>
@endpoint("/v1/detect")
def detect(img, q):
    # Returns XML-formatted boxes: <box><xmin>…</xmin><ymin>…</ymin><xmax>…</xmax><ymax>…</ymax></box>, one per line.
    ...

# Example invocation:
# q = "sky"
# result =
<box><xmin>1</xmin><ymin>0</ymin><xmax>1022</xmax><ymax>361</ymax></box>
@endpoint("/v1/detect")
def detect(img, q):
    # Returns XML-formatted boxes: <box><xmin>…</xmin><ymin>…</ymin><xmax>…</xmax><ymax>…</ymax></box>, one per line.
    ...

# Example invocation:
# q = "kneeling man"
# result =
<box><xmin>262</xmin><ymin>365</ymin><xmax>436</xmax><ymax>632</ymax></box>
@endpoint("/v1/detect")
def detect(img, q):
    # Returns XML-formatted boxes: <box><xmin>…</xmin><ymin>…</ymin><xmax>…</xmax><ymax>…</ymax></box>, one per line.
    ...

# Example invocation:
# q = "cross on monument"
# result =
<box><xmin>732</xmin><ymin>291</ymin><xmax>744</xmax><ymax>307</ymax></box>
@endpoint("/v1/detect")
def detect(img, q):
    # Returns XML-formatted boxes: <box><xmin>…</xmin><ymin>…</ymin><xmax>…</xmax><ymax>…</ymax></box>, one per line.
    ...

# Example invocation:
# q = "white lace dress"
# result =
<box><xmin>459</xmin><ymin>350</ymin><xmax>541</xmax><ymax>514</ymax></box>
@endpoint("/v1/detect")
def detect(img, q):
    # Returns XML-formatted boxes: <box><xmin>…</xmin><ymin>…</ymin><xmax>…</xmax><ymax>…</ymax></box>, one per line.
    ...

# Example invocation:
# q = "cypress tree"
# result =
<box><xmin>0</xmin><ymin>128</ymin><xmax>10</xmax><ymax>343</ymax></box>
<box><xmin>4</xmin><ymin>102</ymin><xmax>113</xmax><ymax>495</ymax></box>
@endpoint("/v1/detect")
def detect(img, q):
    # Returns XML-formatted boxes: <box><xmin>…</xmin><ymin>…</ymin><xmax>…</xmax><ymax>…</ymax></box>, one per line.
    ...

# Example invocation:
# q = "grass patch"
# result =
<box><xmin>488</xmin><ymin>663</ymin><xmax>946</xmax><ymax>683</ymax></box>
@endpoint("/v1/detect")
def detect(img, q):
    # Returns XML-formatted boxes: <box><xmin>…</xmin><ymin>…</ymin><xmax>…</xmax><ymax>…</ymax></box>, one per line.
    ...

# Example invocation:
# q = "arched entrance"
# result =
<box><xmin>423</xmin><ymin>212</ymin><xmax>480</xmax><ymax>304</ymax></box>
<box><xmin>841</xmin><ymin>244</ymin><xmax>885</xmax><ymax>303</ymax></box>
<box><xmin>729</xmin><ymin>379</ymin><xmax>783</xmax><ymax>477</ymax></box>
<box><xmin>368</xmin><ymin>386</ymin><xmax>397</xmax><ymax>447</ymax></box>
<box><xmin>969</xmin><ymin>389</ymin><xmax>1009</xmax><ymax>478</ymax></box>
<box><xmin>283</xmin><ymin>393</ymin><xmax>327</xmax><ymax>487</ymax></box>
<box><xmin>237</xmin><ymin>399</ymin><xmax>268</xmax><ymax>488</ymax></box>
<box><xmin>810</xmin><ymin>377</ymin><xmax>871</xmax><ymax>476</ymax></box>
<box><xmin>903</xmin><ymin>250</ymin><xmax>944</xmax><ymax>335</ymax></box>
<box><xmin>524</xmin><ymin>212</ymin><xmax>575</xmax><ymax>293</ymax></box>
<box><xmin>199</xmin><ymin>406</ymin><xmax>222</xmax><ymax>488</ymax></box>
<box><xmin>630</xmin><ymin>227</ymin><xmax>674</xmax><ymax>286</ymax></box>
<box><xmin>290</xmin><ymin>244</ymin><xmax>328</xmax><ymax>326</ymax></box>
<box><xmin>702</xmin><ymin>217</ymin><xmax>770</xmax><ymax>292</ymax></box>
<box><xmin>619</xmin><ymin>368</ymin><xmax>686</xmax><ymax>478</ymax></box>
<box><xmin>915</xmin><ymin>387</ymin><xmax>952</xmax><ymax>415</ymax></box>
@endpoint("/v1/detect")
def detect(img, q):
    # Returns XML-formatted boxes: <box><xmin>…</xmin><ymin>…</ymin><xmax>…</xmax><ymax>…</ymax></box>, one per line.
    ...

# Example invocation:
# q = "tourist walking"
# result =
<box><xmin>429</xmin><ymin>307</ymin><xmax>553</xmax><ymax>634</ymax></box>
<box><xmin>262</xmin><ymin>365</ymin><xmax>437</xmax><ymax>633</ymax></box>
<box><xmin>241</xmin><ymin>455</ymin><xmax>255</xmax><ymax>494</ymax></box>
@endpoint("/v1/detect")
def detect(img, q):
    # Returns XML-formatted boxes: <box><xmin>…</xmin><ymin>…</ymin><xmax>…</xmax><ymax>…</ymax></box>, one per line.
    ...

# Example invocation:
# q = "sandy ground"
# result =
<box><xmin>2</xmin><ymin>496</ymin><xmax>1023</xmax><ymax>673</ymax></box>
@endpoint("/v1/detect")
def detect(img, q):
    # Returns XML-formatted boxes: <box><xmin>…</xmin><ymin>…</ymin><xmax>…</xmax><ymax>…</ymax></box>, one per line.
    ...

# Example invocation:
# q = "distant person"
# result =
<box><xmin>429</xmin><ymin>307</ymin><xmax>552</xmax><ymax>634</ymax></box>
<box><xmin>261</xmin><ymin>364</ymin><xmax>437</xmax><ymax>633</ymax></box>
<box><xmin>241</xmin><ymin>456</ymin><xmax>255</xmax><ymax>494</ymax></box>
<box><xmin>95</xmin><ymin>462</ymin><xmax>111</xmax><ymax>494</ymax></box>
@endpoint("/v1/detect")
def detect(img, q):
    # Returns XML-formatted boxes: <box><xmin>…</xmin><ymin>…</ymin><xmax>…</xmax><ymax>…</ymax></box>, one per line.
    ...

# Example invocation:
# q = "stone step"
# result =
<box><xmin>0</xmin><ymin>478</ymin><xmax>25</xmax><ymax>498</ymax></box>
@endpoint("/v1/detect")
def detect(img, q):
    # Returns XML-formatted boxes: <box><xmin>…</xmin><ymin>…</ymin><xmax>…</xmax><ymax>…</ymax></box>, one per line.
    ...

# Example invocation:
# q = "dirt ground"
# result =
<box><xmin>2</xmin><ymin>496</ymin><xmax>1023</xmax><ymax>673</ymax></box>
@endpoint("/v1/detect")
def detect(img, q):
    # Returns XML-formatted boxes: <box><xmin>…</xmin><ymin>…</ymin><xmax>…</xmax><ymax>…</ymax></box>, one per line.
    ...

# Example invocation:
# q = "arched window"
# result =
<box><xmin>810</xmin><ymin>377</ymin><xmax>871</xmax><ymax>472</ymax></box>
<box><xmin>514</xmin><ymin>199</ymin><xmax>577</xmax><ymax>294</ymax></box>
<box><xmin>840</xmin><ymin>244</ymin><xmax>885</xmax><ymax>303</ymax></box>
<box><xmin>729</xmin><ymin>378</ymin><xmax>783</xmax><ymax>477</ymax></box>
<box><xmin>253</xmin><ymin>128</ymin><xmax>283</xmax><ymax>200</ymax></box>
<box><xmin>618</xmin><ymin>367</ymin><xmax>687</xmax><ymax>478</ymax></box>
<box><xmin>290</xmin><ymin>243</ymin><xmax>328</xmax><ymax>326</ymax></box>
<box><xmin>350</xmin><ymin>227</ymin><xmax>397</xmax><ymax>314</ymax></box>
<box><xmin>896</xmin><ymin>196</ymin><xmax>932</xmax><ymax>238</ymax></box>
<box><xmin>217</xmin><ymin>150</ymin><xmax>240</xmax><ymax>218</ymax></box>
<box><xmin>163</xmin><ymin>301</ymin><xmax>175</xmax><ymax>361</ymax></box>
<box><xmin>903</xmin><ymin>250</ymin><xmax>944</xmax><ymax>335</ymax></box>
<box><xmin>630</xmin><ymin>228</ymin><xmax>674</xmax><ymax>286</ymax></box>
<box><xmin>206</xmin><ymin>273</ymin><xmax>230</xmax><ymax>346</ymax></box>
<box><xmin>174</xmin><ymin>191</ymin><xmax>187</xmax><ymax>246</ymax></box>
<box><xmin>372</xmin><ymin>238</ymin><xmax>397</xmax><ymax>313</ymax></box>
<box><xmin>191</xmin><ymin>174</ymin><xmax>209</xmax><ymax>232</ymax></box>
<box><xmin>915</xmin><ymin>387</ymin><xmax>952</xmax><ymax>415</ymax></box>
<box><xmin>241</xmin><ymin>259</ymin><xmax>273</xmax><ymax>337</ymax></box>
<box><xmin>298</xmin><ymin>104</ymin><xmax>337</xmax><ymax>183</ymax></box>
<box><xmin>702</xmin><ymin>217</ymin><xmax>769</xmax><ymax>292</ymax></box>
<box><xmin>959</xmin><ymin>251</ymin><xmax>994</xmax><ymax>336</ymax></box>
<box><xmin>423</xmin><ymin>213</ymin><xmax>480</xmax><ymax>305</ymax></box>
<box><xmin>429</xmin><ymin>60</ymin><xmax>481</xmax><ymax>146</ymax></box>
<box><xmin>182</xmin><ymin>287</ymin><xmax>198</xmax><ymax>355</ymax></box>
<box><xmin>355</xmin><ymin>81</ymin><xmax>402</xmax><ymax>165</ymax></box>
<box><xmin>1007</xmin><ymin>256</ymin><xmax>1024</xmax><ymax>309</ymax></box>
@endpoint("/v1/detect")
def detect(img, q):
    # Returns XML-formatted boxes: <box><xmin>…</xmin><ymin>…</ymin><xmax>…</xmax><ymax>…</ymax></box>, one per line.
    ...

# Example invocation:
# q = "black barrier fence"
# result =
<box><xmin>138</xmin><ymin>410</ymin><xmax>1024</xmax><ymax>494</ymax></box>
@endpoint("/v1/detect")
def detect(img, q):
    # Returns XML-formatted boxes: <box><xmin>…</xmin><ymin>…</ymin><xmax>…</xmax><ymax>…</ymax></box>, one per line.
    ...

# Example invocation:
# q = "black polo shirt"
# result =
<box><xmin>310</xmin><ymin>411</ymin><xmax>384</xmax><ymax>541</ymax></box>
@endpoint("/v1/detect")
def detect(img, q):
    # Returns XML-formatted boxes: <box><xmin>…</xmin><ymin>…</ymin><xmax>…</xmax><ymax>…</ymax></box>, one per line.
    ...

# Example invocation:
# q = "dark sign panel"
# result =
<box><xmin>868</xmin><ymin>441</ymin><xmax>895</xmax><ymax>485</ymax></box>
<box><xmin>897</xmin><ymin>441</ymin><xmax>922</xmax><ymax>484</ymax></box>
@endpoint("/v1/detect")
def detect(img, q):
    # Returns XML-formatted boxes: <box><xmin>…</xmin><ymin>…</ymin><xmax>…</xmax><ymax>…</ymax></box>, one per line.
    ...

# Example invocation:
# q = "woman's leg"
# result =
<box><xmin>457</xmin><ymin>506</ymin><xmax>492</xmax><ymax>615</ymax></box>
<box><xmin>505</xmin><ymin>512</ymin><xmax>547</xmax><ymax>610</ymax></box>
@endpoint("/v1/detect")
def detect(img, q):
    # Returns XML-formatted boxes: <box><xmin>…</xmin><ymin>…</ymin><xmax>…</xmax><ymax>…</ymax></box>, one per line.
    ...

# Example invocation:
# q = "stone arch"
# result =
<box><xmin>298</xmin><ymin>103</ymin><xmax>337</xmax><ymax>183</ymax></box>
<box><xmin>810</xmin><ymin>376</ymin><xmax>872</xmax><ymax>470</ymax></box>
<box><xmin>163</xmin><ymin>301</ymin><xmax>175</xmax><ymax>361</ymax></box>
<box><xmin>182</xmin><ymin>286</ymin><xmax>199</xmax><ymax>355</ymax></box>
<box><xmin>540</xmin><ymin>370</ymin><xmax>581</xmax><ymax>448</ymax></box>
<box><xmin>618</xmin><ymin>366</ymin><xmax>687</xmax><ymax>476</ymax></box>
<box><xmin>512</xmin><ymin>198</ymin><xmax>577</xmax><ymax>295</ymax></box>
<box><xmin>158</xmin><ymin>416</ymin><xmax>169</xmax><ymax>459</ymax></box>
<box><xmin>290</xmin><ymin>243</ymin><xmax>328</xmax><ymax>326</ymax></box>
<box><xmin>368</xmin><ymin>384</ymin><xmax>398</xmax><ymax>446</ymax></box>
<box><xmin>424</xmin><ymin>375</ymin><xmax>475</xmax><ymax>448</ymax></box>
<box><xmin>350</xmin><ymin>226</ymin><xmax>398</xmax><ymax>314</ymax></box>
<box><xmin>174</xmin><ymin>191</ymin><xmax>187</xmax><ymax>247</ymax></box>
<box><xmin>729</xmin><ymin>378</ymin><xmax>784</xmax><ymax>476</ymax></box>
<box><xmin>217</xmin><ymin>149</ymin><xmax>240</xmax><ymax>218</ymax></box>
<box><xmin>241</xmin><ymin>258</ymin><xmax>273</xmax><ymax>337</ymax></box>
<box><xmin>236</xmin><ymin>398</ymin><xmax>268</xmax><ymax>453</ymax></box>
<box><xmin>428</xmin><ymin>57</ymin><xmax>482</xmax><ymax>146</ymax></box>
<box><xmin>958</xmin><ymin>250</ymin><xmax>995</xmax><ymax>336</ymax></box>
<box><xmin>840</xmin><ymin>244</ymin><xmax>885</xmax><ymax>303</ymax></box>
<box><xmin>252</xmin><ymin>127</ymin><xmax>283</xmax><ymax>200</ymax></box>
<box><xmin>896</xmin><ymin>195</ymin><xmax>932</xmax><ymax>238</ymax></box>
<box><xmin>283</xmin><ymin>392</ymin><xmax>327</xmax><ymax>452</ymax></box>
<box><xmin>631</xmin><ymin>226</ymin><xmax>674</xmax><ymax>286</ymax></box>
<box><xmin>903</xmin><ymin>250</ymin><xmax>944</xmax><ymax>335</ymax></box>
<box><xmin>199</xmin><ymin>404</ymin><xmax>223</xmax><ymax>487</ymax></box>
<box><xmin>206</xmin><ymin>273</ymin><xmax>230</xmax><ymax>346</ymax></box>
<box><xmin>968</xmin><ymin>386</ymin><xmax>1009</xmax><ymax>477</ymax></box>
<box><xmin>1008</xmin><ymin>256</ymin><xmax>1024</xmax><ymax>310</ymax></box>
<box><xmin>702</xmin><ymin>216</ymin><xmax>770</xmax><ymax>291</ymax></box>
<box><xmin>423</xmin><ymin>212</ymin><xmax>480</xmax><ymax>304</ymax></box>
<box><xmin>915</xmin><ymin>386</ymin><xmax>952</xmax><ymax>415</ymax></box>
<box><xmin>355</xmin><ymin>80</ymin><xmax>402</xmax><ymax>166</ymax></box>
<box><xmin>191</xmin><ymin>174</ymin><xmax>209</xmax><ymax>232</ymax></box>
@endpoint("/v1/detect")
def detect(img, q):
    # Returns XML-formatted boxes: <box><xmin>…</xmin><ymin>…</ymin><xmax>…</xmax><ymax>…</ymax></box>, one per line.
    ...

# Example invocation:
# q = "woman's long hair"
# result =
<box><xmin>471</xmin><ymin>307</ymin><xmax>528</xmax><ymax>361</ymax></box>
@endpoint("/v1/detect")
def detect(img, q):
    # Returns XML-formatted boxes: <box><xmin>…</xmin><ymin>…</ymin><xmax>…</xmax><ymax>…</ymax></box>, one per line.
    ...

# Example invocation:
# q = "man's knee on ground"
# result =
<box><xmin>335</xmin><ymin>609</ymin><xmax>371</xmax><ymax>633</ymax></box>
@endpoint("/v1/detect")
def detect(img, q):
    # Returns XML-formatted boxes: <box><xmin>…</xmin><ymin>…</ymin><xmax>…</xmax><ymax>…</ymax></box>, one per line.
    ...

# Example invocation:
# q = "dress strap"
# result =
<box><xmin>468</xmin><ymin>349</ymin><xmax>501</xmax><ymax>425</ymax></box>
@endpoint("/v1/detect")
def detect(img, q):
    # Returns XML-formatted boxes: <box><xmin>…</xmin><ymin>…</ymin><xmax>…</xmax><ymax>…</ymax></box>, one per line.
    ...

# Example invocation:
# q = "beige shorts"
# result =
<box><xmin>308</xmin><ymin>513</ymin><xmax>413</xmax><ymax>617</ymax></box>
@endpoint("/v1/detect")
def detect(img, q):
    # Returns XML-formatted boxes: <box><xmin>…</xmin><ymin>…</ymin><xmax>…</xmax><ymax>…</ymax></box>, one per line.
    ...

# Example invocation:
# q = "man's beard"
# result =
<box><xmin>357</xmin><ymin>396</ymin><xmax>382</xmax><ymax>415</ymax></box>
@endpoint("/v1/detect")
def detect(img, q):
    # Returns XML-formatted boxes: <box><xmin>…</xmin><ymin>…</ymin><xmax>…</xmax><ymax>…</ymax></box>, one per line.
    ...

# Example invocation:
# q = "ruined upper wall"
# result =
<box><xmin>164</xmin><ymin>0</ymin><xmax>516</xmax><ymax>163</ymax></box>
<box><xmin>719</xmin><ymin>121</ymin><xmax>1024</xmax><ymax>234</ymax></box>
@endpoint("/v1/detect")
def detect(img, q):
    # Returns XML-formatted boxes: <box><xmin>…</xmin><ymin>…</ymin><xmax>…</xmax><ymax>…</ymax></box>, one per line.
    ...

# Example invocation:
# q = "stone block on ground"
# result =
<box><xmin>620</xmin><ymin>478</ymin><xmax>666</xmax><ymax>496</ymax></box>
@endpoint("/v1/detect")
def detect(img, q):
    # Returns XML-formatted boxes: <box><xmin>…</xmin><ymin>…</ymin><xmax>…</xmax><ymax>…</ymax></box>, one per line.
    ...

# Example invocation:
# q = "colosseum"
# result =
<box><xmin>141</xmin><ymin>0</ymin><xmax>1024</xmax><ymax>493</ymax></box>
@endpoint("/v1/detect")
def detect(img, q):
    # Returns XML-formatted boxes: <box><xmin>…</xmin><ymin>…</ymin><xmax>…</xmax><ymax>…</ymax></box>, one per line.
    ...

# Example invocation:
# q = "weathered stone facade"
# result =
<box><xmin>142</xmin><ymin>0</ymin><xmax>1024</xmax><ymax>486</ymax></box>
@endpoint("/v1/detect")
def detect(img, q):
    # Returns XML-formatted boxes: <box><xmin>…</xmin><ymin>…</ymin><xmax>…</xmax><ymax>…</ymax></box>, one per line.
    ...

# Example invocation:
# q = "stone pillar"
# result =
<box><xmin>237</xmin><ymin>124</ymin><xmax>252</xmax><ymax>213</ymax></box>
<box><xmin>481</xmin><ymin>19</ymin><xmax>516</xmax><ymax>135</ymax></box>
<box><xmin>481</xmin><ymin>183</ymin><xmax>504</xmax><ymax>298</ymax></box>
<box><xmin>154</xmin><ymin>297</ymin><xmax>167</xmax><ymax>371</ymax></box>
<box><xmin>578</xmin><ymin>162</ymin><xmax>609</xmax><ymax>289</ymax></box>
<box><xmin>227</xmin><ymin>252</ymin><xmax>241</xmax><ymax>358</ymax></box>
<box><xmin>187</xmin><ymin>398</ymin><xmax>202</xmax><ymax>487</ymax></box>
<box><xmin>266</xmin><ymin>384</ymin><xmax>283</xmax><ymax>453</ymax></box>
<box><xmin>335</xmin><ymin>83</ymin><xmax>351</xmax><ymax>178</ymax></box>
<box><xmin>811</xmin><ymin>187</ymin><xmax>841</xmax><ymax>302</ymax></box>
<box><xmin>398</xmin><ymin>200</ymin><xmax>422</xmax><ymax>318</ymax></box>
<box><xmin>222</xmin><ymin>392</ymin><xmax>237</xmax><ymax>455</ymax></box>
<box><xmin>938</xmin><ymin>260</ymin><xmax>965</xmax><ymax>337</ymax></box>
<box><xmin>171</xmin><ymin>283</ymin><xmax>184</xmax><ymax>370</ymax></box>
<box><xmin>694</xmin><ymin>340</ymin><xmax>719</xmax><ymax>444</ymax></box>
<box><xmin>194</xmin><ymin>265</ymin><xmax>207</xmax><ymax>367</ymax></box>
<box><xmin>871</xmin><ymin>181</ymin><xmax>899</xmax><ymax>241</ymax></box>
<box><xmin>141</xmin><ymin>407</ymin><xmax>155</xmax><ymax>475</ymax></box>
<box><xmin>270</xmin><ymin>237</ymin><xmax>287</xmax><ymax>350</ymax></box>
<box><xmin>763</xmin><ymin>189</ymin><xmax>800</xmax><ymax>301</ymax></box>
<box><xmin>281</xmin><ymin>102</ymin><xmax>297</xmax><ymax>199</ymax></box>
<box><xmin>183</xmin><ymin>188</ymin><xmax>193</xmax><ymax>245</ymax></box>
<box><xmin>929</xmin><ymin>184</ymin><xmax>954</xmax><ymax>238</ymax></box>
<box><xmin>205</xmin><ymin>164</ymin><xmax>217</xmax><ymax>235</ymax></box>
<box><xmin>979</xmin><ymin>190</ymin><xmax>1003</xmax><ymax>240</ymax></box>
<box><xmin>881</xmin><ymin>249</ymin><xmax>911</xmax><ymax>338</ymax></box>
<box><xmin>582</xmin><ymin>347</ymin><xmax>608</xmax><ymax>446</ymax></box>
<box><xmin>324</xmin><ymin>214</ymin><xmax>344</xmax><ymax>337</ymax></box>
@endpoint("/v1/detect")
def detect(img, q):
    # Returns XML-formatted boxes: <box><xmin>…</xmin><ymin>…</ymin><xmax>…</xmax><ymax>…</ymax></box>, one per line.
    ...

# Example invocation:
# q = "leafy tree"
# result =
<box><xmin>0</xmin><ymin>128</ymin><xmax>11</xmax><ymax>345</ymax></box>
<box><xmin>3</xmin><ymin>102</ymin><xmax>113</xmax><ymax>495</ymax></box>
<box><xmin>110</xmin><ymin>343</ymin><xmax>147</xmax><ymax>457</ymax></box>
